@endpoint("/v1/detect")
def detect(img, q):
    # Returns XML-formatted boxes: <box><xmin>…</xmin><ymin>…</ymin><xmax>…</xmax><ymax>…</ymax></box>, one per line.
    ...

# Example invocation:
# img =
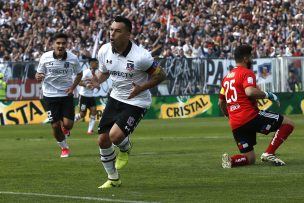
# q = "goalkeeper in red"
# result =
<box><xmin>218</xmin><ymin>44</ymin><xmax>295</xmax><ymax>168</ymax></box>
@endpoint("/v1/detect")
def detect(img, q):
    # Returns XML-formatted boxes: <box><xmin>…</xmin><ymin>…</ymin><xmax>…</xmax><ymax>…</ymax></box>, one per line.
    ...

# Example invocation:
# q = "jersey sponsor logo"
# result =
<box><xmin>126</xmin><ymin>62</ymin><xmax>134</xmax><ymax>72</ymax></box>
<box><xmin>247</xmin><ymin>77</ymin><xmax>253</xmax><ymax>84</ymax></box>
<box><xmin>47</xmin><ymin>68</ymin><xmax>69</xmax><ymax>74</ymax></box>
<box><xmin>109</xmin><ymin>70</ymin><xmax>133</xmax><ymax>78</ymax></box>
<box><xmin>230</xmin><ymin>104</ymin><xmax>240</xmax><ymax>111</ymax></box>
<box><xmin>64</xmin><ymin>62</ymin><xmax>70</xmax><ymax>68</ymax></box>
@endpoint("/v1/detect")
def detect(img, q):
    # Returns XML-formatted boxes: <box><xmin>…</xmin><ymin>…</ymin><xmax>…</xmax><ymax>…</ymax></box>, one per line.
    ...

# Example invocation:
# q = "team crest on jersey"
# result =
<box><xmin>247</xmin><ymin>77</ymin><xmax>253</xmax><ymax>84</ymax></box>
<box><xmin>127</xmin><ymin>116</ymin><xmax>135</xmax><ymax>126</ymax></box>
<box><xmin>126</xmin><ymin>62</ymin><xmax>134</xmax><ymax>72</ymax></box>
<box><xmin>64</xmin><ymin>62</ymin><xmax>70</xmax><ymax>68</ymax></box>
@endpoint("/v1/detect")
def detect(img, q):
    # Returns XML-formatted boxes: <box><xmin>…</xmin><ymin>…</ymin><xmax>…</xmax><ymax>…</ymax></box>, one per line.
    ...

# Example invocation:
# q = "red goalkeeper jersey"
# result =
<box><xmin>219</xmin><ymin>66</ymin><xmax>259</xmax><ymax>129</ymax></box>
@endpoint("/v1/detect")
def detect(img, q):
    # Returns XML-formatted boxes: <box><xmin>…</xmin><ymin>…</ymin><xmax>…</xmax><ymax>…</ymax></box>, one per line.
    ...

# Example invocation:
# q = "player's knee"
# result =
<box><xmin>63</xmin><ymin>122</ymin><xmax>73</xmax><ymax>130</ymax></box>
<box><xmin>98</xmin><ymin>133</ymin><xmax>112</xmax><ymax>148</ymax></box>
<box><xmin>51</xmin><ymin>121</ymin><xmax>61</xmax><ymax>129</ymax></box>
<box><xmin>244</xmin><ymin>151</ymin><xmax>256</xmax><ymax>165</ymax></box>
<box><xmin>282</xmin><ymin>116</ymin><xmax>295</xmax><ymax>129</ymax></box>
<box><xmin>247</xmin><ymin>157</ymin><xmax>256</xmax><ymax>165</ymax></box>
<box><xmin>80</xmin><ymin>112</ymin><xmax>86</xmax><ymax>118</ymax></box>
<box><xmin>109</xmin><ymin>133</ymin><xmax>124</xmax><ymax>145</ymax></box>
<box><xmin>90</xmin><ymin>109</ymin><xmax>97</xmax><ymax>115</ymax></box>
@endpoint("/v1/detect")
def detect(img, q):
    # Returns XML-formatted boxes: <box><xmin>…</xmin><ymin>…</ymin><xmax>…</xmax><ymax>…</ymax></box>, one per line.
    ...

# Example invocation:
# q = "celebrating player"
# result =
<box><xmin>92</xmin><ymin>16</ymin><xmax>166</xmax><ymax>189</ymax></box>
<box><xmin>35</xmin><ymin>32</ymin><xmax>82</xmax><ymax>158</ymax></box>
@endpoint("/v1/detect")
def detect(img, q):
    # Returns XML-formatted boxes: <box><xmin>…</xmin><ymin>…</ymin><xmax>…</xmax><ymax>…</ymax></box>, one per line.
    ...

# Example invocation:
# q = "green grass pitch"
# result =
<box><xmin>0</xmin><ymin>115</ymin><xmax>304</xmax><ymax>203</ymax></box>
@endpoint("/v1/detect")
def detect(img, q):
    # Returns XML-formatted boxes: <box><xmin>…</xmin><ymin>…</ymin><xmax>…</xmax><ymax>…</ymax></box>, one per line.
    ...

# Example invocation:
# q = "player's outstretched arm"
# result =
<box><xmin>245</xmin><ymin>86</ymin><xmax>280</xmax><ymax>106</ymax></box>
<box><xmin>90</xmin><ymin>71</ymin><xmax>110</xmax><ymax>88</ymax></box>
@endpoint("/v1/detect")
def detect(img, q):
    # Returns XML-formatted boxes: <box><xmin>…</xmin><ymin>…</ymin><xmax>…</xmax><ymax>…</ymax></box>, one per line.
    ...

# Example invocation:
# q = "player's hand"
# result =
<box><xmin>35</xmin><ymin>73</ymin><xmax>45</xmax><ymax>82</ymax></box>
<box><xmin>128</xmin><ymin>82</ymin><xmax>142</xmax><ymax>99</ymax></box>
<box><xmin>88</xmin><ymin>76</ymin><xmax>101</xmax><ymax>89</ymax></box>
<box><xmin>65</xmin><ymin>87</ymin><xmax>74</xmax><ymax>96</ymax></box>
<box><xmin>265</xmin><ymin>91</ymin><xmax>280</xmax><ymax>106</ymax></box>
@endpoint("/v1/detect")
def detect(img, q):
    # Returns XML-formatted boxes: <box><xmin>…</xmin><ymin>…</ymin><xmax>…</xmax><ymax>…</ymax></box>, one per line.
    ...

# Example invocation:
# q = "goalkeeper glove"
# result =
<box><xmin>264</xmin><ymin>91</ymin><xmax>280</xmax><ymax>106</ymax></box>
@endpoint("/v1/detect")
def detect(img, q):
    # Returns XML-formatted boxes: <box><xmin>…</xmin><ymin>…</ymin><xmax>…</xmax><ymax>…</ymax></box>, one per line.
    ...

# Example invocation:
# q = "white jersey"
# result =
<box><xmin>78</xmin><ymin>68</ymin><xmax>101</xmax><ymax>97</ymax></box>
<box><xmin>97</xmin><ymin>41</ymin><xmax>156</xmax><ymax>108</ymax></box>
<box><xmin>37</xmin><ymin>51</ymin><xmax>82</xmax><ymax>97</ymax></box>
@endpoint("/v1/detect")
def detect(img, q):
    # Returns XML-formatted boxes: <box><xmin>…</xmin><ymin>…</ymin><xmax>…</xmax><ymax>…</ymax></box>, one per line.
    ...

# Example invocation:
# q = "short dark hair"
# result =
<box><xmin>88</xmin><ymin>57</ymin><xmax>98</xmax><ymax>63</ymax></box>
<box><xmin>114</xmin><ymin>16</ymin><xmax>132</xmax><ymax>32</ymax></box>
<box><xmin>52</xmin><ymin>32</ymin><xmax>68</xmax><ymax>41</ymax></box>
<box><xmin>234</xmin><ymin>44</ymin><xmax>252</xmax><ymax>62</ymax></box>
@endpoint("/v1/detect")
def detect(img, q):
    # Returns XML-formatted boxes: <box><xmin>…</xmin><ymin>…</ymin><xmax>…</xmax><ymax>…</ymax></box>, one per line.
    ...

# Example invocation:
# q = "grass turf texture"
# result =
<box><xmin>0</xmin><ymin>115</ymin><xmax>303</xmax><ymax>203</ymax></box>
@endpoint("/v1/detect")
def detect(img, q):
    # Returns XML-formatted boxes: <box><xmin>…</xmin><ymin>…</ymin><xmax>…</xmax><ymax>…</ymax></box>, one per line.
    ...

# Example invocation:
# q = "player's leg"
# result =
<box><xmin>264</xmin><ymin>115</ymin><xmax>294</xmax><ymax>154</ymax></box>
<box><xmin>75</xmin><ymin>95</ymin><xmax>87</xmax><ymax>122</ymax></box>
<box><xmin>44</xmin><ymin>96</ymin><xmax>70</xmax><ymax>158</ymax></box>
<box><xmin>97</xmin><ymin>97</ymin><xmax>120</xmax><ymax>189</ymax></box>
<box><xmin>87</xmin><ymin>98</ymin><xmax>97</xmax><ymax>134</ymax></box>
<box><xmin>113</xmin><ymin>102</ymin><xmax>147</xmax><ymax>170</ymax></box>
<box><xmin>98</xmin><ymin>132</ymin><xmax>121</xmax><ymax>189</ymax></box>
<box><xmin>222</xmin><ymin>119</ymin><xmax>257</xmax><ymax>168</ymax></box>
<box><xmin>61</xmin><ymin>96</ymin><xmax>75</xmax><ymax>137</ymax></box>
<box><xmin>110</xmin><ymin>124</ymin><xmax>131</xmax><ymax>170</ymax></box>
<box><xmin>258</xmin><ymin>111</ymin><xmax>294</xmax><ymax>165</ymax></box>
<box><xmin>222</xmin><ymin>150</ymin><xmax>255</xmax><ymax>168</ymax></box>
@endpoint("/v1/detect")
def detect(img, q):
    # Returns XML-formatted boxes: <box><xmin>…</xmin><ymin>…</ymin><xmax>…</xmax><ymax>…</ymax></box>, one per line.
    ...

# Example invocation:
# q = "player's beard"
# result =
<box><xmin>247</xmin><ymin>61</ymin><xmax>253</xmax><ymax>69</ymax></box>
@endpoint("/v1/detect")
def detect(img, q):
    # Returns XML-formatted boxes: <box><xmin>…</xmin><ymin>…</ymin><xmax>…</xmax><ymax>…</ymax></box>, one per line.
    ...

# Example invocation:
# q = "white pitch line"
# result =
<box><xmin>0</xmin><ymin>191</ymin><xmax>159</xmax><ymax>203</ymax></box>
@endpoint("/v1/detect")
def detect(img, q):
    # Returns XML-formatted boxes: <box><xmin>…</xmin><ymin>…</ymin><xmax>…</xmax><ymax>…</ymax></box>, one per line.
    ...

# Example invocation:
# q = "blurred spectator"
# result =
<box><xmin>0</xmin><ymin>0</ymin><xmax>304</xmax><ymax>60</ymax></box>
<box><xmin>0</xmin><ymin>55</ymin><xmax>12</xmax><ymax>80</ymax></box>
<box><xmin>287</xmin><ymin>69</ymin><xmax>302</xmax><ymax>92</ymax></box>
<box><xmin>0</xmin><ymin>72</ymin><xmax>6</xmax><ymax>100</ymax></box>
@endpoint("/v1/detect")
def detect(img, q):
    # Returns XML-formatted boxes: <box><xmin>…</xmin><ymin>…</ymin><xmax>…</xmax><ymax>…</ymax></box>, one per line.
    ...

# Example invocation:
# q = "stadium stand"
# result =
<box><xmin>0</xmin><ymin>0</ymin><xmax>303</xmax><ymax>62</ymax></box>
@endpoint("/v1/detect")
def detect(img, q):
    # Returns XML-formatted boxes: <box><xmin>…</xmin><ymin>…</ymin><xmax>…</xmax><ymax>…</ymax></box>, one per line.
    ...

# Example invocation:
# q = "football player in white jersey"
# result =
<box><xmin>75</xmin><ymin>58</ymin><xmax>100</xmax><ymax>134</ymax></box>
<box><xmin>91</xmin><ymin>16</ymin><xmax>166</xmax><ymax>189</ymax></box>
<box><xmin>35</xmin><ymin>33</ymin><xmax>83</xmax><ymax>158</ymax></box>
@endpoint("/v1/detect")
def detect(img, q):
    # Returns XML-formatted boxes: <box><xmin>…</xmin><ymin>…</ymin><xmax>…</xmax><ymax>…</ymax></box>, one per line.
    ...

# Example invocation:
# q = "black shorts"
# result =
<box><xmin>78</xmin><ymin>95</ymin><xmax>96</xmax><ymax>112</ymax></box>
<box><xmin>43</xmin><ymin>96</ymin><xmax>75</xmax><ymax>123</ymax></box>
<box><xmin>98</xmin><ymin>97</ymin><xmax>147</xmax><ymax>136</ymax></box>
<box><xmin>232</xmin><ymin>110</ymin><xmax>284</xmax><ymax>153</ymax></box>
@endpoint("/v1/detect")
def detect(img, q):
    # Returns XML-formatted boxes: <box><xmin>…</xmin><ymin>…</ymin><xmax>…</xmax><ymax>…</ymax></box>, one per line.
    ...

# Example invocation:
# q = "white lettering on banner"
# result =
<box><xmin>204</xmin><ymin>59</ymin><xmax>228</xmax><ymax>86</ymax></box>
<box><xmin>7</xmin><ymin>83</ymin><xmax>41</xmax><ymax>99</ymax></box>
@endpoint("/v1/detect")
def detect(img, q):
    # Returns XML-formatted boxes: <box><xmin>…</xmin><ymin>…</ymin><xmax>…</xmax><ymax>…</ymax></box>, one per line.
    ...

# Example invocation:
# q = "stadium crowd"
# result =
<box><xmin>0</xmin><ymin>0</ymin><xmax>304</xmax><ymax>62</ymax></box>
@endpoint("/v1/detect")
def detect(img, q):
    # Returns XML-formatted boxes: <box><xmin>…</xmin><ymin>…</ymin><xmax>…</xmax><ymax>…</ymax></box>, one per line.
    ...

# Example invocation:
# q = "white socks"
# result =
<box><xmin>88</xmin><ymin>114</ymin><xmax>95</xmax><ymax>132</ymax></box>
<box><xmin>57</xmin><ymin>139</ymin><xmax>69</xmax><ymax>149</ymax></box>
<box><xmin>74</xmin><ymin>113</ymin><xmax>81</xmax><ymax>122</ymax></box>
<box><xmin>100</xmin><ymin>146</ymin><xmax>119</xmax><ymax>180</ymax></box>
<box><xmin>117</xmin><ymin>136</ymin><xmax>131</xmax><ymax>152</ymax></box>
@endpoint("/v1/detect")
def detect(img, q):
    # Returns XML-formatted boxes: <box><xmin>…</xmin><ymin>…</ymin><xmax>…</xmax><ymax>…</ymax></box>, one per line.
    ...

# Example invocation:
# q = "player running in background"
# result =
<box><xmin>218</xmin><ymin>44</ymin><xmax>295</xmax><ymax>168</ymax></box>
<box><xmin>35</xmin><ymin>32</ymin><xmax>82</xmax><ymax>158</ymax></box>
<box><xmin>91</xmin><ymin>16</ymin><xmax>166</xmax><ymax>189</ymax></box>
<box><xmin>74</xmin><ymin>58</ymin><xmax>100</xmax><ymax>135</ymax></box>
